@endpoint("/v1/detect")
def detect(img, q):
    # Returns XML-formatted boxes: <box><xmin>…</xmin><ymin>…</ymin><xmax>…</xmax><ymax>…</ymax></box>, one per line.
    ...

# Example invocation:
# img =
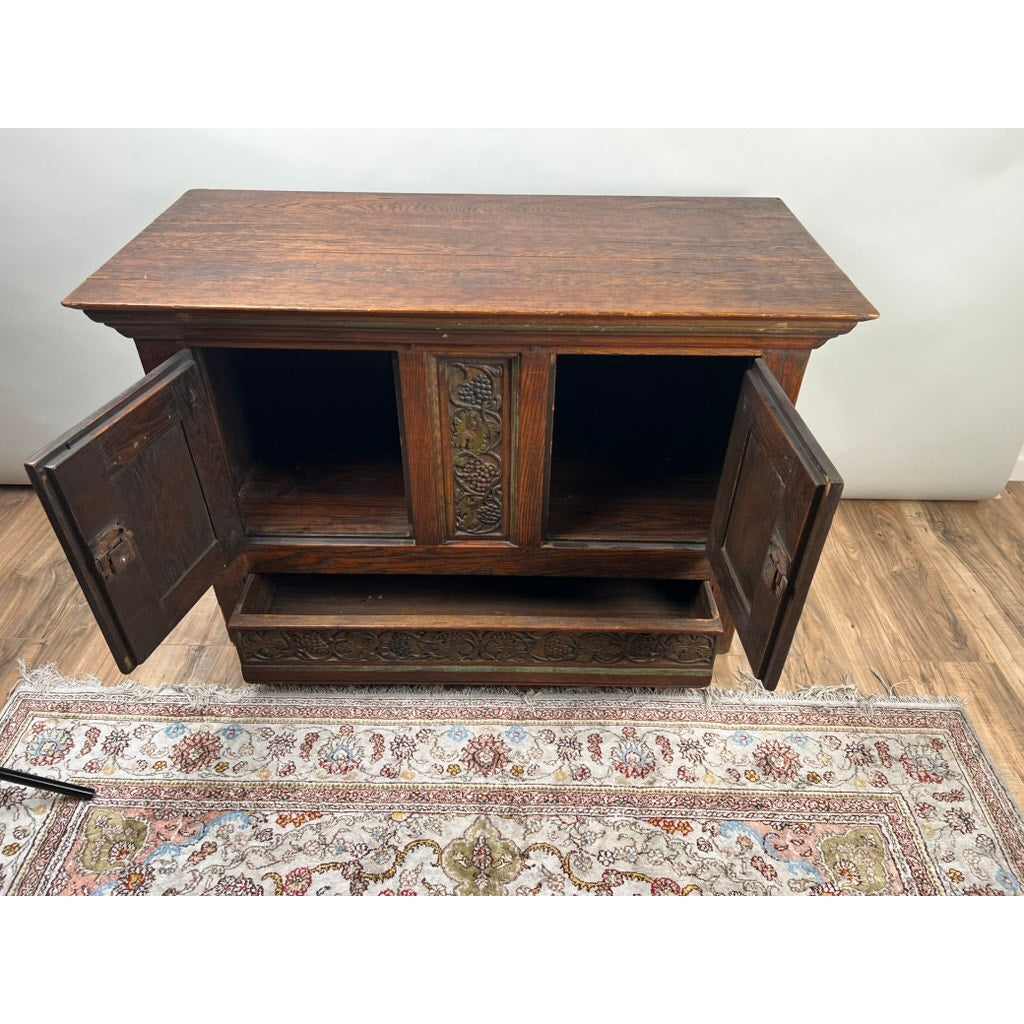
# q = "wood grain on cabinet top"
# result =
<box><xmin>64</xmin><ymin>191</ymin><xmax>878</xmax><ymax>334</ymax></box>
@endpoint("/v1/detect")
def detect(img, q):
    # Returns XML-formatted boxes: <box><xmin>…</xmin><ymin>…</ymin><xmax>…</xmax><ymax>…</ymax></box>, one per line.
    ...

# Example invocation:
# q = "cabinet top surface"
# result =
<box><xmin>64</xmin><ymin>190</ymin><xmax>878</xmax><ymax>329</ymax></box>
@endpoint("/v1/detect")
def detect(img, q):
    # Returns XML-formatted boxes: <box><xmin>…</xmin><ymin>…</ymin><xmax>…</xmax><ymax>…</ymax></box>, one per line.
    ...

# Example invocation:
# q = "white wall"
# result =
<box><xmin>1012</xmin><ymin>447</ymin><xmax>1024</xmax><ymax>482</ymax></box>
<box><xmin>3</xmin><ymin>3</ymin><xmax>1022</xmax><ymax>498</ymax></box>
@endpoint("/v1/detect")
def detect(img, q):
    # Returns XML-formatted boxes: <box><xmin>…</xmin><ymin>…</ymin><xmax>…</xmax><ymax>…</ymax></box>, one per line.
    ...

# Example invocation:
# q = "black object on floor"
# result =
<box><xmin>0</xmin><ymin>765</ymin><xmax>96</xmax><ymax>800</ymax></box>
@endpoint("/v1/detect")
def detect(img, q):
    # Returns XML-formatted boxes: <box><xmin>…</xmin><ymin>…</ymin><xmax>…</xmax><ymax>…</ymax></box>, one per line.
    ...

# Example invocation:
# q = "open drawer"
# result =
<box><xmin>228</xmin><ymin>574</ymin><xmax>723</xmax><ymax>686</ymax></box>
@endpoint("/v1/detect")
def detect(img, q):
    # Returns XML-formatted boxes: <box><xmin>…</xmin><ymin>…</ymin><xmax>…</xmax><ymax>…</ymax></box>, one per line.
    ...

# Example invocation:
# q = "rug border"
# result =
<box><xmin>11</xmin><ymin>661</ymin><xmax>1020</xmax><ymax>826</ymax></box>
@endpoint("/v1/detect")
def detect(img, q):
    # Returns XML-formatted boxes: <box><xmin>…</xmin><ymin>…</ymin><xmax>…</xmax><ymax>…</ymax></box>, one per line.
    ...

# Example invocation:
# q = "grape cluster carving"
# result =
<box><xmin>446</xmin><ymin>361</ymin><xmax>506</xmax><ymax>536</ymax></box>
<box><xmin>456</xmin><ymin>374</ymin><xmax>495</xmax><ymax>406</ymax></box>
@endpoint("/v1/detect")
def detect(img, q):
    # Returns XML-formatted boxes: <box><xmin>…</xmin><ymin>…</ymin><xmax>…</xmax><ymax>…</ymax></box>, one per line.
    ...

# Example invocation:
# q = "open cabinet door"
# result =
<box><xmin>25</xmin><ymin>350</ymin><xmax>244</xmax><ymax>673</ymax></box>
<box><xmin>709</xmin><ymin>359</ymin><xmax>842</xmax><ymax>690</ymax></box>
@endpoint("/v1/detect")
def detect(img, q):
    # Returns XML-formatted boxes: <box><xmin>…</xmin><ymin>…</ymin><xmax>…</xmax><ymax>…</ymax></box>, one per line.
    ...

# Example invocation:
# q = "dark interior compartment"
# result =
<box><xmin>204</xmin><ymin>348</ymin><xmax>410</xmax><ymax>537</ymax></box>
<box><xmin>547</xmin><ymin>355</ymin><xmax>749</xmax><ymax>542</ymax></box>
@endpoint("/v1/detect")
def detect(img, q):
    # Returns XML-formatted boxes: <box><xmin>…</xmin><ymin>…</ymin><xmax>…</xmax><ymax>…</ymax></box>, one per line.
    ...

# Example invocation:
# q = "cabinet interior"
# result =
<box><xmin>548</xmin><ymin>355</ymin><xmax>750</xmax><ymax>543</ymax></box>
<box><xmin>201</xmin><ymin>349</ymin><xmax>752</xmax><ymax>548</ymax></box>
<box><xmin>203</xmin><ymin>348</ymin><xmax>410</xmax><ymax>538</ymax></box>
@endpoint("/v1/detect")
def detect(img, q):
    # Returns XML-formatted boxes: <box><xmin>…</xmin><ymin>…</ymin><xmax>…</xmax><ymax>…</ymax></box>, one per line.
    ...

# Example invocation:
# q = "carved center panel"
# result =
<box><xmin>439</xmin><ymin>358</ymin><xmax>513</xmax><ymax>539</ymax></box>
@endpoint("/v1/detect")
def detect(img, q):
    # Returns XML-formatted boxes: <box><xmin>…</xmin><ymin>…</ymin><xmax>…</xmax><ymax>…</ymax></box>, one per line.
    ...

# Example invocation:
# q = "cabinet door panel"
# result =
<box><xmin>25</xmin><ymin>351</ymin><xmax>244</xmax><ymax>672</ymax></box>
<box><xmin>709</xmin><ymin>359</ymin><xmax>842</xmax><ymax>690</ymax></box>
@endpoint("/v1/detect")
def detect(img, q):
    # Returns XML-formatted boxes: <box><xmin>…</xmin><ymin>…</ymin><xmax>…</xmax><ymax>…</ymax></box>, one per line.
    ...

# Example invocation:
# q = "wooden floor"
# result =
<box><xmin>2</xmin><ymin>483</ymin><xmax>1022</xmax><ymax>804</ymax></box>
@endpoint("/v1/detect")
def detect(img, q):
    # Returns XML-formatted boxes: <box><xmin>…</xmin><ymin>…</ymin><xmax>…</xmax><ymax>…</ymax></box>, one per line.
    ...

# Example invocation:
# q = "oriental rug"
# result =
<box><xmin>2</xmin><ymin>666</ymin><xmax>1022</xmax><ymax>895</ymax></box>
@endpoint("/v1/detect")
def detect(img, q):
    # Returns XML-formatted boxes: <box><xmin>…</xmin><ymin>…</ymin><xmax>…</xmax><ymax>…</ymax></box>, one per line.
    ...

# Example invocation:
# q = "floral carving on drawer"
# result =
<box><xmin>442</xmin><ymin>360</ymin><xmax>509</xmax><ymax>537</ymax></box>
<box><xmin>236</xmin><ymin>629</ymin><xmax>715</xmax><ymax>667</ymax></box>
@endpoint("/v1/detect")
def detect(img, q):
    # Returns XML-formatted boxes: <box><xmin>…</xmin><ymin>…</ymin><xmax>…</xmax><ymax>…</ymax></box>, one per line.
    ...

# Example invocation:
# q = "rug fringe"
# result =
<box><xmin>16</xmin><ymin>662</ymin><xmax>246</xmax><ymax>710</ymax></box>
<box><xmin>12</xmin><ymin>661</ymin><xmax>965</xmax><ymax>713</ymax></box>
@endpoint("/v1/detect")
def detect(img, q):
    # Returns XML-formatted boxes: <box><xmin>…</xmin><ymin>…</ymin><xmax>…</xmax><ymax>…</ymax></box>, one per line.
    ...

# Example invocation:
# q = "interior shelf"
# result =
<box><xmin>240</xmin><ymin>461</ymin><xmax>411</xmax><ymax>538</ymax></box>
<box><xmin>547</xmin><ymin>463</ymin><xmax>718</xmax><ymax>543</ymax></box>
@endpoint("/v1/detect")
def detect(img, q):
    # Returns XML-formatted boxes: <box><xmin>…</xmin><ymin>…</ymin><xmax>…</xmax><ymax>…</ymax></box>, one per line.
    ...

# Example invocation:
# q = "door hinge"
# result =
<box><xmin>91</xmin><ymin>519</ymin><xmax>138</xmax><ymax>580</ymax></box>
<box><xmin>764</xmin><ymin>537</ymin><xmax>790</xmax><ymax>596</ymax></box>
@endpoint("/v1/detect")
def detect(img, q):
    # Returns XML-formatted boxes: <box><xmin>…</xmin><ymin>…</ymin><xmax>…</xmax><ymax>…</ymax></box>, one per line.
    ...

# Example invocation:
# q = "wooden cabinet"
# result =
<box><xmin>26</xmin><ymin>192</ymin><xmax>876</xmax><ymax>689</ymax></box>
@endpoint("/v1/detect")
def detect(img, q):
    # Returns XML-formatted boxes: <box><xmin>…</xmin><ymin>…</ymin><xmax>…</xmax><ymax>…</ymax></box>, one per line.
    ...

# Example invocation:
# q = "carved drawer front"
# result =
<box><xmin>228</xmin><ymin>574</ymin><xmax>722</xmax><ymax>687</ymax></box>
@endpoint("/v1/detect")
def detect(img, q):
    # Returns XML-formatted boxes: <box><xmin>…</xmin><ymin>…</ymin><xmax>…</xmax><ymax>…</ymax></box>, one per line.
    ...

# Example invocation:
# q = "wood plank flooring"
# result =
<box><xmin>2</xmin><ymin>483</ymin><xmax>1022</xmax><ymax>804</ymax></box>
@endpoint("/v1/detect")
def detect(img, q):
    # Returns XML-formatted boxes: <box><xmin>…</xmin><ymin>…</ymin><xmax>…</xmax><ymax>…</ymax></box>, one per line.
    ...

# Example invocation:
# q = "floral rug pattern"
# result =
<box><xmin>2</xmin><ymin>673</ymin><xmax>1022</xmax><ymax>895</ymax></box>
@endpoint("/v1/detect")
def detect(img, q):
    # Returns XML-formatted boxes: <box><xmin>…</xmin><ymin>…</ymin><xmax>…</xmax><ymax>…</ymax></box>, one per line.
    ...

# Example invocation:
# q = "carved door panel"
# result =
<box><xmin>709</xmin><ymin>359</ymin><xmax>842</xmax><ymax>690</ymax></box>
<box><xmin>25</xmin><ymin>351</ymin><xmax>244</xmax><ymax>672</ymax></box>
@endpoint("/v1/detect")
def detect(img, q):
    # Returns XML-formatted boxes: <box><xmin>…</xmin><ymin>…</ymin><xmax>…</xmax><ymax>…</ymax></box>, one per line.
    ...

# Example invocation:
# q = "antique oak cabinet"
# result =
<box><xmin>27</xmin><ymin>191</ymin><xmax>877</xmax><ymax>690</ymax></box>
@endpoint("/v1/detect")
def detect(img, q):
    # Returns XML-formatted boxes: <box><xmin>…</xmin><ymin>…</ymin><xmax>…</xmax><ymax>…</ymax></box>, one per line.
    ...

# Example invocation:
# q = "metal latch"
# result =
<box><xmin>91</xmin><ymin>519</ymin><xmax>138</xmax><ymax>580</ymax></box>
<box><xmin>765</xmin><ymin>537</ymin><xmax>790</xmax><ymax>596</ymax></box>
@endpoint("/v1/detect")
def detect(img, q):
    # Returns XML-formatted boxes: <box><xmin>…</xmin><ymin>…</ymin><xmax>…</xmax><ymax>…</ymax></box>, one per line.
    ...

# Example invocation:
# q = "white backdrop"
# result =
<box><xmin>2</xmin><ymin>3</ymin><xmax>1022</xmax><ymax>497</ymax></box>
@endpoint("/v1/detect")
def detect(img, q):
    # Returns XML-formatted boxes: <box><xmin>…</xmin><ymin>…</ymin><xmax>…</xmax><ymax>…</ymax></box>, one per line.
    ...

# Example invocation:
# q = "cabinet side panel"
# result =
<box><xmin>760</xmin><ymin>350</ymin><xmax>811</xmax><ymax>404</ymax></box>
<box><xmin>196</xmin><ymin>348</ymin><xmax>254</xmax><ymax>493</ymax></box>
<box><xmin>135</xmin><ymin>340</ymin><xmax>185</xmax><ymax>373</ymax></box>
